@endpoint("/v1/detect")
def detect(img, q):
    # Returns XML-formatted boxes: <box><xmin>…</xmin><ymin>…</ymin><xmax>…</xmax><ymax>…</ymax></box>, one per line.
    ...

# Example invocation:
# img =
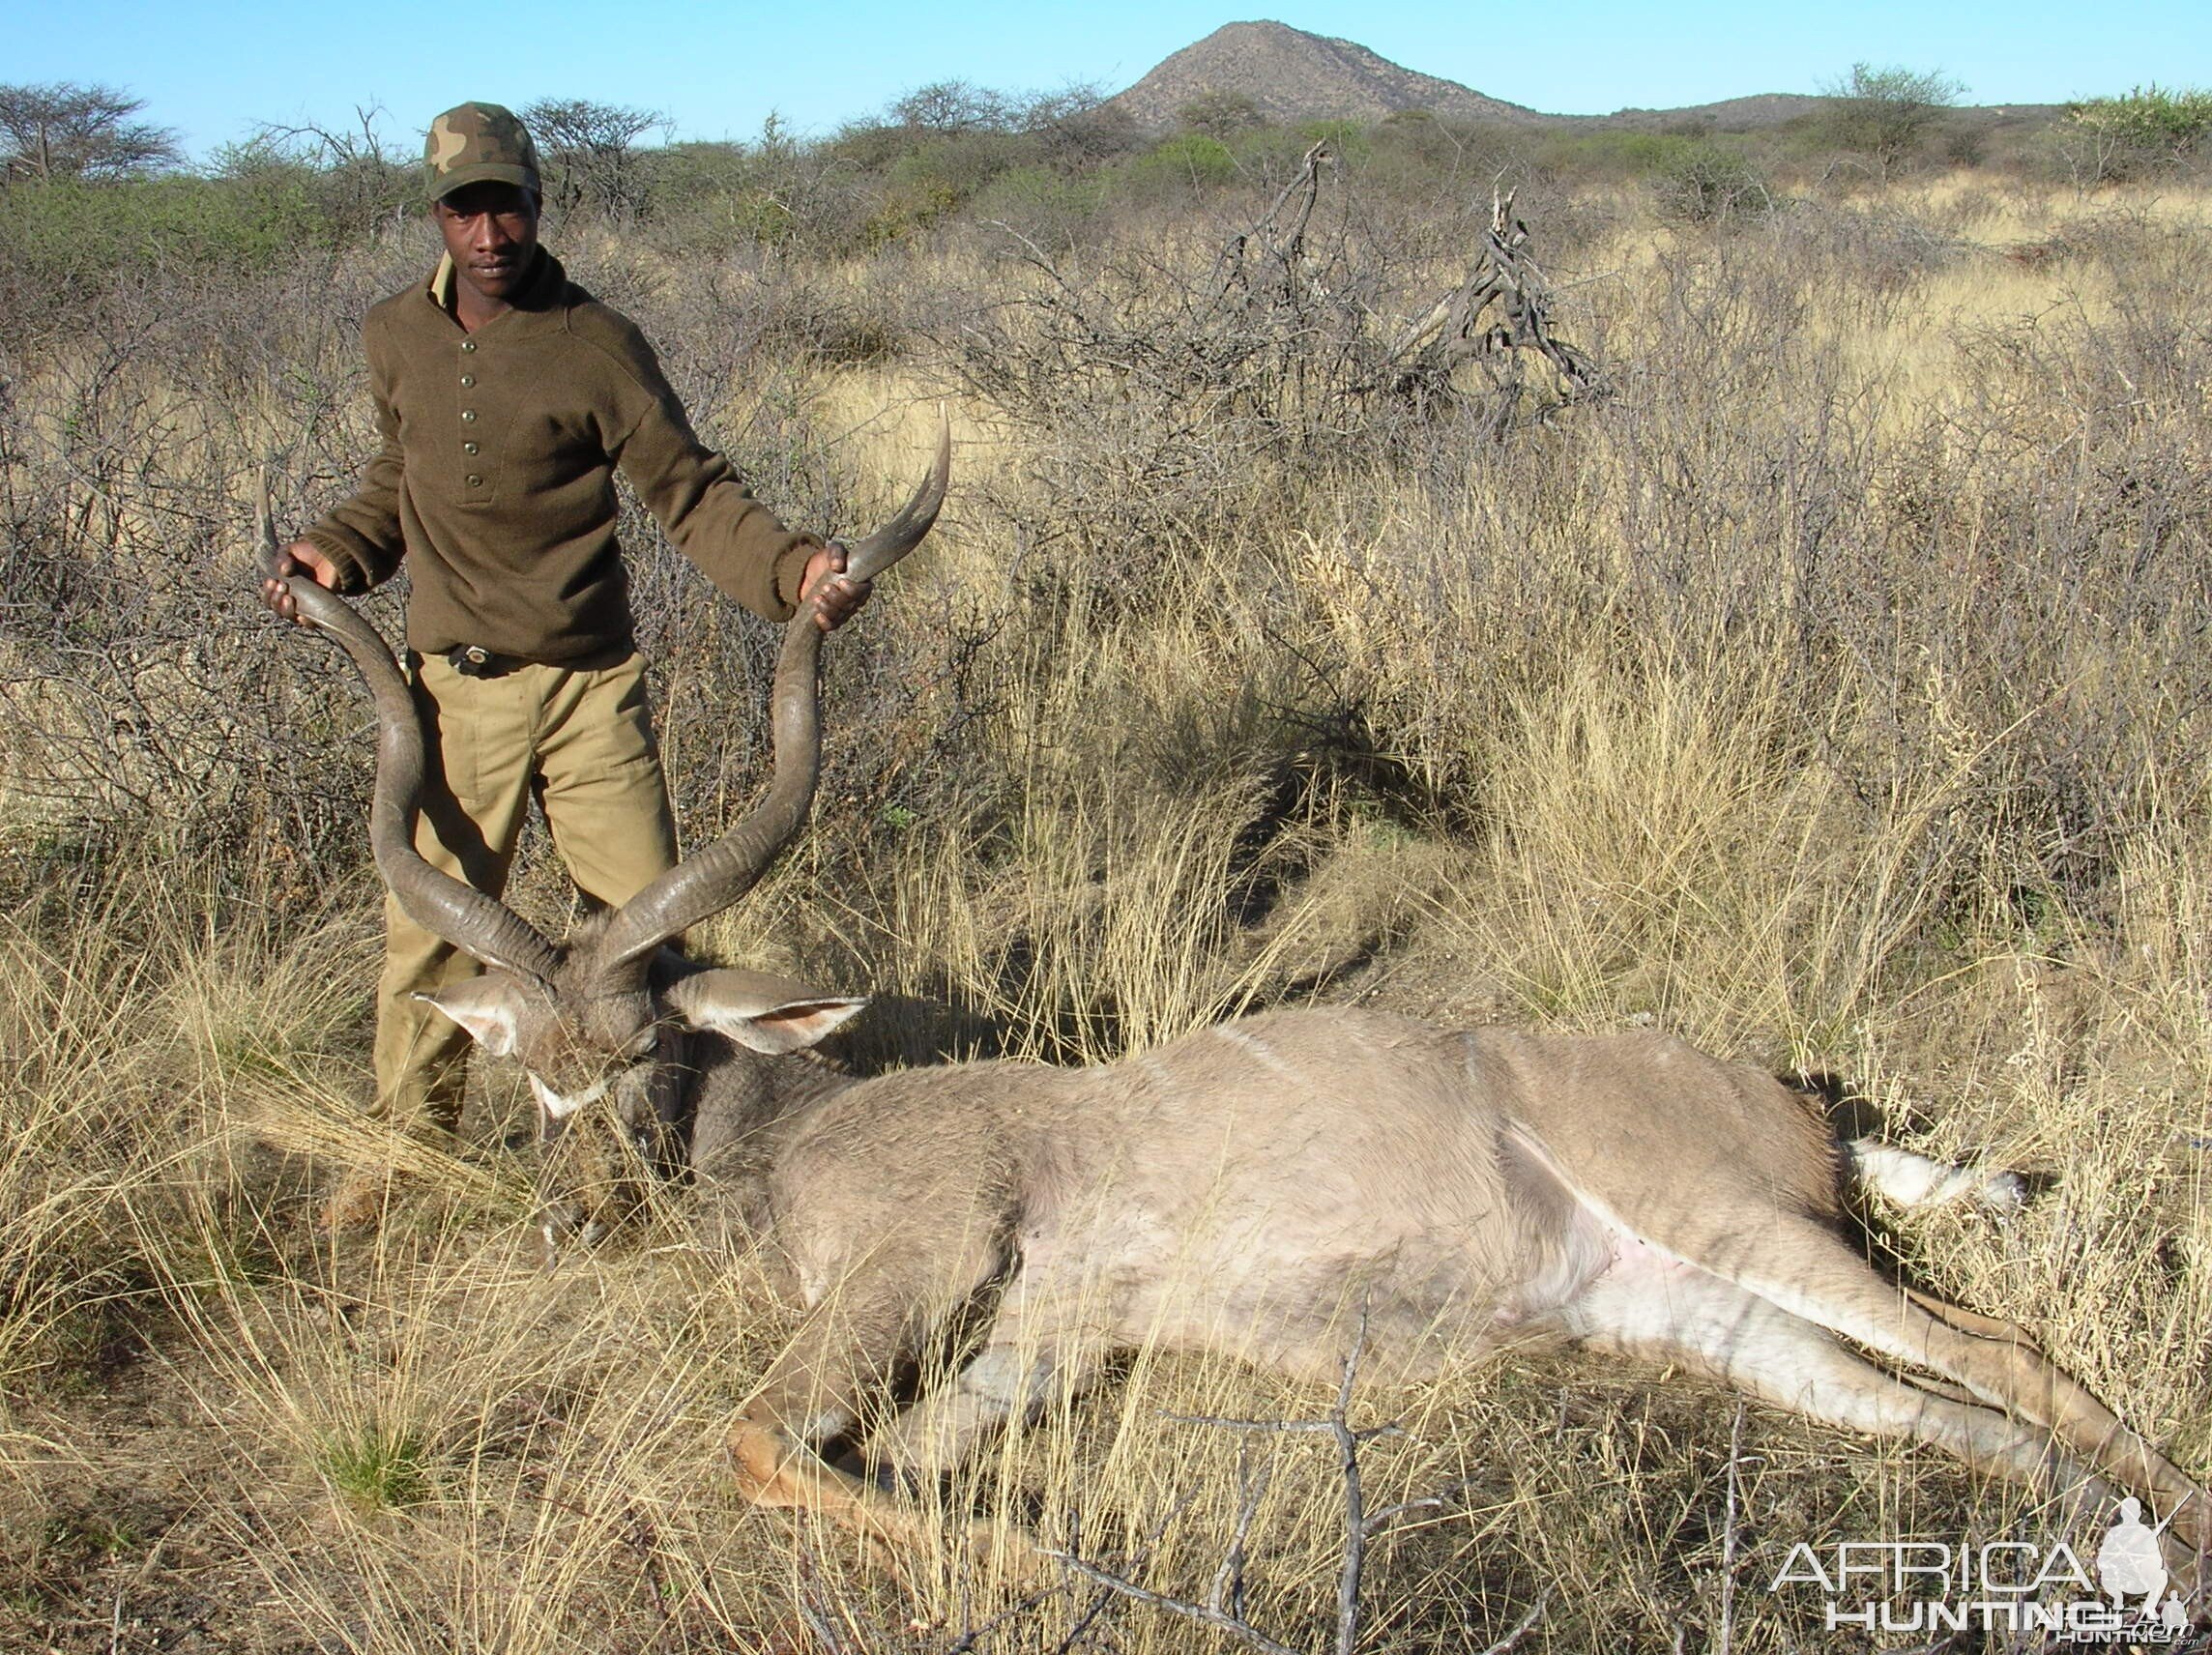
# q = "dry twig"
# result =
<box><xmin>1050</xmin><ymin>1317</ymin><xmax>1497</xmax><ymax>1654</ymax></box>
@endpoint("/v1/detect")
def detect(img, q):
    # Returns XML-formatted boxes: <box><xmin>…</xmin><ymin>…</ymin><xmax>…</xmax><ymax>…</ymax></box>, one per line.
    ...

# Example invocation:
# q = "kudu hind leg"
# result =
<box><xmin>1570</xmin><ymin>1257</ymin><xmax>2097</xmax><ymax>1500</ymax></box>
<box><xmin>1896</xmin><ymin>1284</ymin><xmax>2210</xmax><ymax>1556</ymax></box>
<box><xmin>727</xmin><ymin>1409</ymin><xmax>957</xmax><ymax>1571</ymax></box>
<box><xmin>1732</xmin><ymin>1228</ymin><xmax>2209</xmax><ymax>1548</ymax></box>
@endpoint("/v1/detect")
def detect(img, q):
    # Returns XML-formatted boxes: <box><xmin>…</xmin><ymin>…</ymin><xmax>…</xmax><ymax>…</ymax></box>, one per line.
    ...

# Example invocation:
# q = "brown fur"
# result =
<box><xmin>427</xmin><ymin>946</ymin><xmax>2208</xmax><ymax>1595</ymax></box>
<box><xmin>670</xmin><ymin>1005</ymin><xmax>2208</xmax><ymax>1592</ymax></box>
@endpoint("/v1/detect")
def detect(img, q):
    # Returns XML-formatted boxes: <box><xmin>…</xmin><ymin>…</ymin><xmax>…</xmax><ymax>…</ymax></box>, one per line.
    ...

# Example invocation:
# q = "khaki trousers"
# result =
<box><xmin>372</xmin><ymin>651</ymin><xmax>679</xmax><ymax>1132</ymax></box>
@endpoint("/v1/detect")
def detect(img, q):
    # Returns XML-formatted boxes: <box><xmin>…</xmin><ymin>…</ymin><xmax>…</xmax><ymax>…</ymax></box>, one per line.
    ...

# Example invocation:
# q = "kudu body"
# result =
<box><xmin>262</xmin><ymin>437</ymin><xmax>2209</xmax><ymax>1595</ymax></box>
<box><xmin>710</xmin><ymin>1013</ymin><xmax>2208</xmax><ymax>1594</ymax></box>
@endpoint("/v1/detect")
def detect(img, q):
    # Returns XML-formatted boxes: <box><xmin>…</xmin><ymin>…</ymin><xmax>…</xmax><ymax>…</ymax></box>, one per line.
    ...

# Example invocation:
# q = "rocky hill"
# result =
<box><xmin>1105</xmin><ymin>20</ymin><xmax>1552</xmax><ymax>130</ymax></box>
<box><xmin>1106</xmin><ymin>22</ymin><xmax>2052</xmax><ymax>136</ymax></box>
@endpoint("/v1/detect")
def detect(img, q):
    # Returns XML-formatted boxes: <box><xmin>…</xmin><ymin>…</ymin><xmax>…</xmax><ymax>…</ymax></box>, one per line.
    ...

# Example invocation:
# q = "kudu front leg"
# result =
<box><xmin>727</xmin><ymin>1407</ymin><xmax>1049</xmax><ymax>1582</ymax></box>
<box><xmin>725</xmin><ymin>1226</ymin><xmax>1050</xmax><ymax>1581</ymax></box>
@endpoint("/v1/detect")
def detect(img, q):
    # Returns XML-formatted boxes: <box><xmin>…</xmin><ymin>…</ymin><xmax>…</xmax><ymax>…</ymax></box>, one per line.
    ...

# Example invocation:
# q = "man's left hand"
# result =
<box><xmin>800</xmin><ymin>542</ymin><xmax>871</xmax><ymax>633</ymax></box>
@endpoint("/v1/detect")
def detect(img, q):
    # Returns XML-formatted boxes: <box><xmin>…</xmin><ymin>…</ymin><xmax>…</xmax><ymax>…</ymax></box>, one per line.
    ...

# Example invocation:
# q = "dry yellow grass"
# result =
<box><xmin>0</xmin><ymin>173</ymin><xmax>2207</xmax><ymax>1651</ymax></box>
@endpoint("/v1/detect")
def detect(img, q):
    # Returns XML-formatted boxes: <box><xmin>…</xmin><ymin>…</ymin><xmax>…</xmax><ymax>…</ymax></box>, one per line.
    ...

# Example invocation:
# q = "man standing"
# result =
<box><xmin>263</xmin><ymin>102</ymin><xmax>866</xmax><ymax>1138</ymax></box>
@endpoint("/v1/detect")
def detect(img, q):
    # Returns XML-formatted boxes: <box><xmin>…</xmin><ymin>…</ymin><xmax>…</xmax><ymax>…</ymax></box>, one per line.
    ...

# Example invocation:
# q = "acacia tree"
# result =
<box><xmin>0</xmin><ymin>82</ymin><xmax>180</xmax><ymax>184</ymax></box>
<box><xmin>1019</xmin><ymin>83</ymin><xmax>1139</xmax><ymax>169</ymax></box>
<box><xmin>521</xmin><ymin>97</ymin><xmax>665</xmax><ymax>221</ymax></box>
<box><xmin>890</xmin><ymin>79</ymin><xmax>1014</xmax><ymax>133</ymax></box>
<box><xmin>1819</xmin><ymin>63</ymin><xmax>1965</xmax><ymax>177</ymax></box>
<box><xmin>1179</xmin><ymin>90</ymin><xmax>1264</xmax><ymax>139</ymax></box>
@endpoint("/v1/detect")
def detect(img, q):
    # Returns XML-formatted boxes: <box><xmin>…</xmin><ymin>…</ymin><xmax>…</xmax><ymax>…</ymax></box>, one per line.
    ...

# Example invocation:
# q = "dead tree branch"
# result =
<box><xmin>1214</xmin><ymin>140</ymin><xmax>1334</xmax><ymax>311</ymax></box>
<box><xmin>1475</xmin><ymin>1592</ymin><xmax>1551</xmax><ymax>1654</ymax></box>
<box><xmin>1384</xmin><ymin>185</ymin><xmax>1604</xmax><ymax>436</ymax></box>
<box><xmin>1049</xmin><ymin>1317</ymin><xmax>1495</xmax><ymax>1655</ymax></box>
<box><xmin>1043</xmin><ymin>1553</ymin><xmax>1305</xmax><ymax>1655</ymax></box>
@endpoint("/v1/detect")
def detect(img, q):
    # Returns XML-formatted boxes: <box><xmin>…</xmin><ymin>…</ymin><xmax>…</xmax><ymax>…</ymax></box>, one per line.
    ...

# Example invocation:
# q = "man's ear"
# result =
<box><xmin>416</xmin><ymin>974</ymin><xmax>532</xmax><ymax>1058</ymax></box>
<box><xmin>665</xmin><ymin>969</ymin><xmax>867</xmax><ymax>1055</ymax></box>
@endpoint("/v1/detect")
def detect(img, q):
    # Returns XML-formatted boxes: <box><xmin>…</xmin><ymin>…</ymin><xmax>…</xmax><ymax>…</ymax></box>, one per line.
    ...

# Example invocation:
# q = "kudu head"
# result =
<box><xmin>260</xmin><ymin>420</ymin><xmax>950</xmax><ymax>1246</ymax></box>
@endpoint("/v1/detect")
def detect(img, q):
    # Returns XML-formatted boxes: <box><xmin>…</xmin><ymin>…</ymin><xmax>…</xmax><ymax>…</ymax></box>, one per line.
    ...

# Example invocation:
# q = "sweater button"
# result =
<box><xmin>464</xmin><ymin>441</ymin><xmax>479</xmax><ymax>454</ymax></box>
<box><xmin>460</xmin><ymin>374</ymin><xmax>475</xmax><ymax>388</ymax></box>
<box><xmin>466</xmin><ymin>475</ymin><xmax>483</xmax><ymax>488</ymax></box>
<box><xmin>460</xmin><ymin>339</ymin><xmax>478</xmax><ymax>352</ymax></box>
<box><xmin>460</xmin><ymin>409</ymin><xmax>478</xmax><ymax>422</ymax></box>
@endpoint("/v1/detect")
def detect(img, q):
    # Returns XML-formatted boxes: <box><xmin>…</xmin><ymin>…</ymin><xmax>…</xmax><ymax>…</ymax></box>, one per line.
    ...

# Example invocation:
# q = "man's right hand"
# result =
<box><xmin>262</xmin><ymin>538</ymin><xmax>339</xmax><ymax>624</ymax></box>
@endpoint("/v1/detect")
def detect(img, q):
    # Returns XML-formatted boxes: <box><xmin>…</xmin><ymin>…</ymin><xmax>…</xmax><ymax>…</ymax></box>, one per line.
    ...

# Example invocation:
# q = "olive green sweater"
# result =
<box><xmin>306</xmin><ymin>249</ymin><xmax>820</xmax><ymax>665</ymax></box>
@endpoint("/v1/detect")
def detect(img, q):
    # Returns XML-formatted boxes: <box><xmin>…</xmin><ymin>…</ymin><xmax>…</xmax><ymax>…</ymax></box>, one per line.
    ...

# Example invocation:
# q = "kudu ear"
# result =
<box><xmin>416</xmin><ymin>974</ymin><xmax>533</xmax><ymax>1058</ymax></box>
<box><xmin>665</xmin><ymin>969</ymin><xmax>867</xmax><ymax>1055</ymax></box>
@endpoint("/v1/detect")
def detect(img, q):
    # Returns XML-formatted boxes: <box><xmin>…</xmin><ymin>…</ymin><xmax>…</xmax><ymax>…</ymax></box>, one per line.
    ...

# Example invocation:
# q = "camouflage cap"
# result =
<box><xmin>423</xmin><ymin>102</ymin><xmax>541</xmax><ymax>201</ymax></box>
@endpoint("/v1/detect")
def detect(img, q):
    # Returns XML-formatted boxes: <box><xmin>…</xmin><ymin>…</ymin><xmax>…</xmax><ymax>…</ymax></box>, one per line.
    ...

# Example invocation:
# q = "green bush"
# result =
<box><xmin>0</xmin><ymin>171</ymin><xmax>337</xmax><ymax>295</ymax></box>
<box><xmin>1535</xmin><ymin>129</ymin><xmax>1711</xmax><ymax>181</ymax></box>
<box><xmin>1123</xmin><ymin>131</ymin><xmax>1237</xmax><ymax>196</ymax></box>
<box><xmin>2055</xmin><ymin>85</ymin><xmax>2212</xmax><ymax>183</ymax></box>
<box><xmin>885</xmin><ymin>131</ymin><xmax>1025</xmax><ymax>207</ymax></box>
<box><xmin>640</xmin><ymin>125</ymin><xmax>869</xmax><ymax>256</ymax></box>
<box><xmin>969</xmin><ymin>163</ymin><xmax>1106</xmax><ymax>239</ymax></box>
<box><xmin>636</xmin><ymin>139</ymin><xmax>753</xmax><ymax>204</ymax></box>
<box><xmin>1293</xmin><ymin>118</ymin><xmax>1371</xmax><ymax>160</ymax></box>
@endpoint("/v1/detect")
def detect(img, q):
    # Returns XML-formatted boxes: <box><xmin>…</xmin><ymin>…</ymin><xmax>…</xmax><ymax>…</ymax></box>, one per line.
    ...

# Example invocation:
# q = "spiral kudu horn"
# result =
<box><xmin>255</xmin><ymin>473</ymin><xmax>561</xmax><ymax>986</ymax></box>
<box><xmin>586</xmin><ymin>414</ymin><xmax>952</xmax><ymax>993</ymax></box>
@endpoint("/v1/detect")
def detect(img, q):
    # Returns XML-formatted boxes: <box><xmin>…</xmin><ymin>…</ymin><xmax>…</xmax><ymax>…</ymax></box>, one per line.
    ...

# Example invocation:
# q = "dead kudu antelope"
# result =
<box><xmin>260</xmin><ymin>440</ymin><xmax>2208</xmax><ymax>1600</ymax></box>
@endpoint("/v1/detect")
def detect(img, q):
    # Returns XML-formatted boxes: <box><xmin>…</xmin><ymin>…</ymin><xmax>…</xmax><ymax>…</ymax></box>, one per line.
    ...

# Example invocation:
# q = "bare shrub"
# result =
<box><xmin>950</xmin><ymin>151</ymin><xmax>1602</xmax><ymax>611</ymax></box>
<box><xmin>0</xmin><ymin>238</ymin><xmax>413</xmax><ymax>866</ymax></box>
<box><xmin>1651</xmin><ymin>141</ymin><xmax>1776</xmax><ymax>223</ymax></box>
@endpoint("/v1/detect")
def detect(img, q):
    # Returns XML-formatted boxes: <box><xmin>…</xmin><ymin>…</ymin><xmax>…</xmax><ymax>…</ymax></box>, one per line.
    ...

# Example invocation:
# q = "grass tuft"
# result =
<box><xmin>317</xmin><ymin>1423</ymin><xmax>433</xmax><ymax>1515</ymax></box>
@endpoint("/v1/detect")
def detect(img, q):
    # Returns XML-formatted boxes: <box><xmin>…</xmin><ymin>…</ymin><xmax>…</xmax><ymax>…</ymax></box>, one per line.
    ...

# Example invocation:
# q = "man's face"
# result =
<box><xmin>432</xmin><ymin>182</ymin><xmax>540</xmax><ymax>305</ymax></box>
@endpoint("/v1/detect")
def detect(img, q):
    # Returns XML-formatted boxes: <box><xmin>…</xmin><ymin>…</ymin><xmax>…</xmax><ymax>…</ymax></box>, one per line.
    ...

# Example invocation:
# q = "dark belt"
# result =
<box><xmin>408</xmin><ymin>644</ymin><xmax>635</xmax><ymax>680</ymax></box>
<box><xmin>446</xmin><ymin>644</ymin><xmax>522</xmax><ymax>679</ymax></box>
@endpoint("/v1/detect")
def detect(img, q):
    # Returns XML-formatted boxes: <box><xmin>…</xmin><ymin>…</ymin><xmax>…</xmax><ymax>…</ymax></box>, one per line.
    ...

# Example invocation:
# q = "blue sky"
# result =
<box><xmin>9</xmin><ymin>0</ymin><xmax>2207</xmax><ymax>160</ymax></box>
